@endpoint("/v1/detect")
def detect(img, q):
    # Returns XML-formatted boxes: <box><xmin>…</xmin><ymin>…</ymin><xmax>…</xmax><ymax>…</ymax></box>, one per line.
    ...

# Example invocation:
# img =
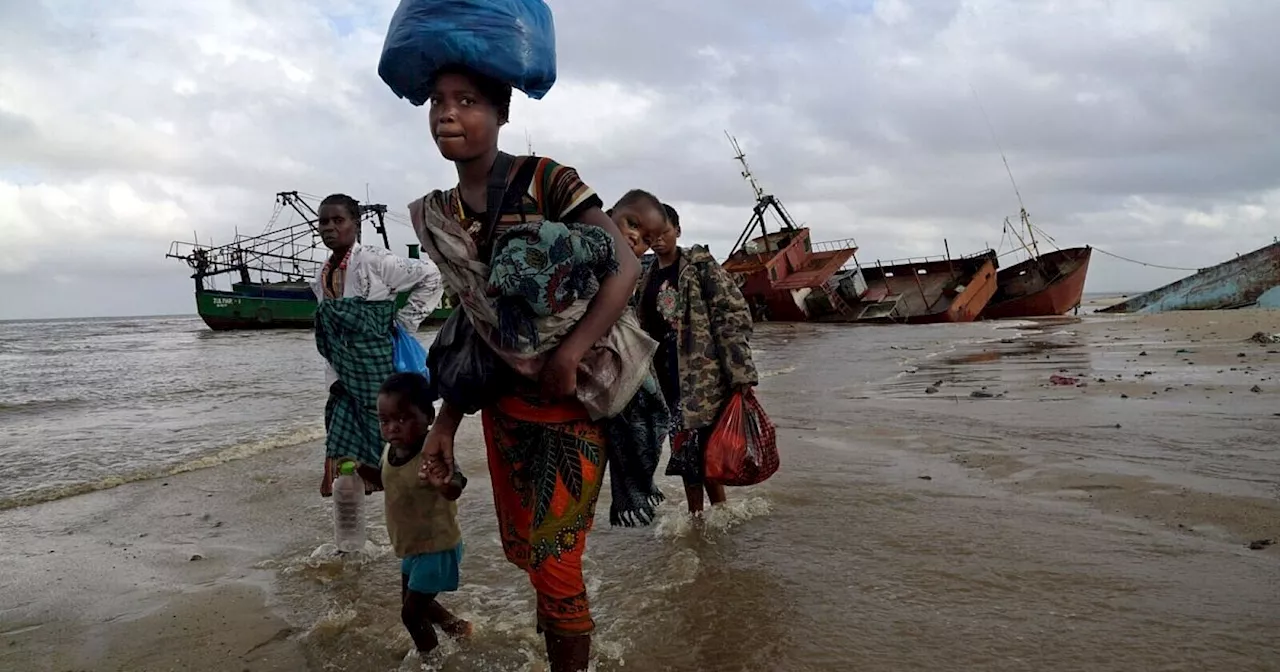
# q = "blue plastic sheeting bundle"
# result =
<box><xmin>378</xmin><ymin>0</ymin><xmax>557</xmax><ymax>105</ymax></box>
<box><xmin>391</xmin><ymin>323</ymin><xmax>431</xmax><ymax>381</ymax></box>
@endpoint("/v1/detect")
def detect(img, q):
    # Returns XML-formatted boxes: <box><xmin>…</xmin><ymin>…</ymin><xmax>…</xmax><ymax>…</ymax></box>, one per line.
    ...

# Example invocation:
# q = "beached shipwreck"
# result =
<box><xmin>719</xmin><ymin>137</ymin><xmax>1091</xmax><ymax>324</ymax></box>
<box><xmin>979</xmin><ymin>209</ymin><xmax>1093</xmax><ymax>320</ymax></box>
<box><xmin>1099</xmin><ymin>240</ymin><xmax>1280</xmax><ymax>314</ymax></box>
<box><xmin>982</xmin><ymin>245</ymin><xmax>1092</xmax><ymax>319</ymax></box>
<box><xmin>724</xmin><ymin>228</ymin><xmax>1000</xmax><ymax>324</ymax></box>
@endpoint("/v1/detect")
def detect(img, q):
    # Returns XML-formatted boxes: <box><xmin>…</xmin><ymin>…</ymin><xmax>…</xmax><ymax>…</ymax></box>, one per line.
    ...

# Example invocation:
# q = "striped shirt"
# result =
<box><xmin>442</xmin><ymin>155</ymin><xmax>603</xmax><ymax>258</ymax></box>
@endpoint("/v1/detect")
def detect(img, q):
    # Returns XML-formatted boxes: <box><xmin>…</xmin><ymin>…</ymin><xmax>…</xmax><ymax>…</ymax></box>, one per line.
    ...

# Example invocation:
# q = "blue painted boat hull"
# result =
<box><xmin>1099</xmin><ymin>241</ymin><xmax>1280</xmax><ymax>313</ymax></box>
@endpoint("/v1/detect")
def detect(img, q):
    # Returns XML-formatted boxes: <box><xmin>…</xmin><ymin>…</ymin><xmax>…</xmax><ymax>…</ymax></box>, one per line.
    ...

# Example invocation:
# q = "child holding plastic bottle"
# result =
<box><xmin>376</xmin><ymin>372</ymin><xmax>472</xmax><ymax>664</ymax></box>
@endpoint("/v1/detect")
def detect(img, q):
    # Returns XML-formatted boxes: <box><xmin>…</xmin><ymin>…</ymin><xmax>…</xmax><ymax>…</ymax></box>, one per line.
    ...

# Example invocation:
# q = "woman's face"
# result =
<box><xmin>317</xmin><ymin>203</ymin><xmax>358</xmax><ymax>251</ymax></box>
<box><xmin>428</xmin><ymin>72</ymin><xmax>500</xmax><ymax>162</ymax></box>
<box><xmin>609</xmin><ymin>203</ymin><xmax>660</xmax><ymax>258</ymax></box>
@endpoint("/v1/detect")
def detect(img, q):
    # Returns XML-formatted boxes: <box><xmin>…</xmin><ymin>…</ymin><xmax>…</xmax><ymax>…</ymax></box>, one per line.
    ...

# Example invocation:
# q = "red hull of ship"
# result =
<box><xmin>981</xmin><ymin>247</ymin><xmax>1092</xmax><ymax>320</ymax></box>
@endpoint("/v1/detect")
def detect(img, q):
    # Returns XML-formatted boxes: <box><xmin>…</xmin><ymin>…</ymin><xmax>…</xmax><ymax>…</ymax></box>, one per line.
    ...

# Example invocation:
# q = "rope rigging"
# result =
<box><xmin>1090</xmin><ymin>246</ymin><xmax>1201</xmax><ymax>272</ymax></box>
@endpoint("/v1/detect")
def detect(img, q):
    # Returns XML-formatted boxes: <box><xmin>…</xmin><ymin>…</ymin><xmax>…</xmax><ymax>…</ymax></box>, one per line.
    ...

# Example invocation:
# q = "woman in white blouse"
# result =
<box><xmin>312</xmin><ymin>193</ymin><xmax>443</xmax><ymax>496</ymax></box>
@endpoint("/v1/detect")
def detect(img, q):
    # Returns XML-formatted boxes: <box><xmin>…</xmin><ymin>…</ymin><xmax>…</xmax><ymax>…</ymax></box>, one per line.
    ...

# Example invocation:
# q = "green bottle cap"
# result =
<box><xmin>337</xmin><ymin>460</ymin><xmax>357</xmax><ymax>476</ymax></box>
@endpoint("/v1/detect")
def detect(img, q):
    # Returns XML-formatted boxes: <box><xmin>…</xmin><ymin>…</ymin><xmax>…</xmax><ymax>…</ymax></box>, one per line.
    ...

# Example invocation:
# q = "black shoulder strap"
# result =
<box><xmin>480</xmin><ymin>152</ymin><xmax>515</xmax><ymax>245</ymax></box>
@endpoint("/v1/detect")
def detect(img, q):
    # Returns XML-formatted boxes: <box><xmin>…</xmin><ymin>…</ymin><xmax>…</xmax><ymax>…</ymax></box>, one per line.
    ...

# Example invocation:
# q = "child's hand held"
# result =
<box><xmin>418</xmin><ymin>422</ymin><xmax>456</xmax><ymax>488</ymax></box>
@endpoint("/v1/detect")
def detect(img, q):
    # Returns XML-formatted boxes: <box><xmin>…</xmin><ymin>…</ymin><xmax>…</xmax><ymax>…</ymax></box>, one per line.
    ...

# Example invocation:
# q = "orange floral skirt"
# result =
<box><xmin>482</xmin><ymin>395</ymin><xmax>606</xmax><ymax>637</ymax></box>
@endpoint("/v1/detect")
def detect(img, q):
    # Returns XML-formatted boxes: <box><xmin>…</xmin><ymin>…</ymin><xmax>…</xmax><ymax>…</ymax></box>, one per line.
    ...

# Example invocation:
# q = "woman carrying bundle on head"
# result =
<box><xmin>405</xmin><ymin>65</ymin><xmax>667</xmax><ymax>672</ymax></box>
<box><xmin>610</xmin><ymin>191</ymin><xmax>759</xmax><ymax>514</ymax></box>
<box><xmin>312</xmin><ymin>194</ymin><xmax>444</xmax><ymax>497</ymax></box>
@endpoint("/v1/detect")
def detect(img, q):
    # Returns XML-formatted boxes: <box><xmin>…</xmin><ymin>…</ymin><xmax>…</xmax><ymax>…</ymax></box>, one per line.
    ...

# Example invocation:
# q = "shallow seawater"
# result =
<box><xmin>0</xmin><ymin>316</ymin><xmax>439</xmax><ymax>509</ymax></box>
<box><xmin>6</xmin><ymin>315</ymin><xmax>1278</xmax><ymax>671</ymax></box>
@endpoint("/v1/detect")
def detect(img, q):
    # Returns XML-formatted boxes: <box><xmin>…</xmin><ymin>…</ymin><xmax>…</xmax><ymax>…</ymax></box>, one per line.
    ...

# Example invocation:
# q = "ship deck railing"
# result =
<box><xmin>810</xmin><ymin>237</ymin><xmax>859</xmax><ymax>253</ymax></box>
<box><xmin>858</xmin><ymin>249</ymin><xmax>995</xmax><ymax>267</ymax></box>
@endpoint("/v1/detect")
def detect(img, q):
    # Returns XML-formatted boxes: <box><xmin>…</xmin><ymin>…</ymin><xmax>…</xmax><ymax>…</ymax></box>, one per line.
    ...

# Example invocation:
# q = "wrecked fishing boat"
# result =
<box><xmin>826</xmin><ymin>248</ymin><xmax>1001</xmax><ymax>324</ymax></box>
<box><xmin>722</xmin><ymin>228</ymin><xmax>860</xmax><ymax>323</ymax></box>
<box><xmin>720</xmin><ymin>136</ymin><xmax>859</xmax><ymax>322</ymax></box>
<box><xmin>980</xmin><ymin>209</ymin><xmax>1092</xmax><ymax>319</ymax></box>
<box><xmin>718</xmin><ymin>135</ymin><xmax>999</xmax><ymax>324</ymax></box>
<box><xmin>1099</xmin><ymin>240</ymin><xmax>1280</xmax><ymax>314</ymax></box>
<box><xmin>982</xmin><ymin>246</ymin><xmax>1092</xmax><ymax>319</ymax></box>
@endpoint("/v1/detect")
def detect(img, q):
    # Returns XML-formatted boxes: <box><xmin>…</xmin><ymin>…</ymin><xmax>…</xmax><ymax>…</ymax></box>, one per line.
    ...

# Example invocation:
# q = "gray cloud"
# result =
<box><xmin>2</xmin><ymin>0</ymin><xmax>1278</xmax><ymax>319</ymax></box>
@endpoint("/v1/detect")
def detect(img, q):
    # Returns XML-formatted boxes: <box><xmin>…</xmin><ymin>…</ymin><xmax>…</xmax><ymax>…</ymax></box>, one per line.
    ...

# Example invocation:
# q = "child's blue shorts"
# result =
<box><xmin>401</xmin><ymin>542</ymin><xmax>463</xmax><ymax>595</ymax></box>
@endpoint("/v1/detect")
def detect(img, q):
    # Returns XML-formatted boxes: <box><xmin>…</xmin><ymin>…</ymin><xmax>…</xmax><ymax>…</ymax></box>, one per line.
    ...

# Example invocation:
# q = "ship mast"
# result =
<box><xmin>1020</xmin><ymin>207</ymin><xmax>1039</xmax><ymax>259</ymax></box>
<box><xmin>970</xmin><ymin>85</ymin><xmax>1042</xmax><ymax>263</ymax></box>
<box><xmin>726</xmin><ymin>132</ymin><xmax>799</xmax><ymax>257</ymax></box>
<box><xmin>731</xmin><ymin>133</ymin><xmax>766</xmax><ymax>203</ymax></box>
<box><xmin>363</xmin><ymin>203</ymin><xmax>391</xmax><ymax>248</ymax></box>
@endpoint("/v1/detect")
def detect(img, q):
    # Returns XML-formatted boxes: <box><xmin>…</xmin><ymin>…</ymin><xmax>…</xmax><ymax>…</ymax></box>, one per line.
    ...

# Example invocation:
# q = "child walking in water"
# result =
<box><xmin>376</xmin><ymin>372</ymin><xmax>472</xmax><ymax>665</ymax></box>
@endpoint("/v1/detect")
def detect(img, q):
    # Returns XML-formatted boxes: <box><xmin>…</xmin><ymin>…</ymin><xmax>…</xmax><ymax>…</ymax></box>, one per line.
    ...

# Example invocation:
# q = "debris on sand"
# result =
<box><xmin>1049</xmin><ymin>374</ymin><xmax>1079</xmax><ymax>386</ymax></box>
<box><xmin>1246</xmin><ymin>538</ymin><xmax>1274</xmax><ymax>550</ymax></box>
<box><xmin>971</xmin><ymin>389</ymin><xmax>996</xmax><ymax>399</ymax></box>
<box><xmin>1247</xmin><ymin>332</ymin><xmax>1280</xmax><ymax>344</ymax></box>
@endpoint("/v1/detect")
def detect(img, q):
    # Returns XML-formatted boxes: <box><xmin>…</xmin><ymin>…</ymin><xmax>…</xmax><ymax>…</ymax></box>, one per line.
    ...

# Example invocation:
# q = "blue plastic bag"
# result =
<box><xmin>378</xmin><ymin>0</ymin><xmax>557</xmax><ymax>105</ymax></box>
<box><xmin>392</xmin><ymin>323</ymin><xmax>431</xmax><ymax>380</ymax></box>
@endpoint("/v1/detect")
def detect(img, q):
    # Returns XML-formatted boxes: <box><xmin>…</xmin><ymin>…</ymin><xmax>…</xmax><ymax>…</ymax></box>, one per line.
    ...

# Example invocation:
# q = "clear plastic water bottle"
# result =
<box><xmin>332</xmin><ymin>459</ymin><xmax>366</xmax><ymax>553</ymax></box>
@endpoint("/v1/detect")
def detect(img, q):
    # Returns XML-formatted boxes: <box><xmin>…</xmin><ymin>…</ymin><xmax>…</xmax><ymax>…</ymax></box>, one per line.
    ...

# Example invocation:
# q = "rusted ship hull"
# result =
<box><xmin>1099</xmin><ymin>241</ymin><xmax>1280</xmax><ymax>314</ymax></box>
<box><xmin>722</xmin><ymin>228</ymin><xmax>859</xmax><ymax>322</ymax></box>
<box><xmin>823</xmin><ymin>250</ymin><xmax>1000</xmax><ymax>324</ymax></box>
<box><xmin>981</xmin><ymin>246</ymin><xmax>1092</xmax><ymax>320</ymax></box>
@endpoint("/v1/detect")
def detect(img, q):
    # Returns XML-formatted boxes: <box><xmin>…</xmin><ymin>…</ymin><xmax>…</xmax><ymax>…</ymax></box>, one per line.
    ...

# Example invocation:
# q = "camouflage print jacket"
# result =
<box><xmin>637</xmin><ymin>245</ymin><xmax>757</xmax><ymax>429</ymax></box>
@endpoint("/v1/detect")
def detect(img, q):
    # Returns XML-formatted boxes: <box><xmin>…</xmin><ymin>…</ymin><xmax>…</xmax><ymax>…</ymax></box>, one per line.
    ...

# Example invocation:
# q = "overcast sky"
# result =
<box><xmin>2</xmin><ymin>0</ymin><xmax>1277</xmax><ymax>320</ymax></box>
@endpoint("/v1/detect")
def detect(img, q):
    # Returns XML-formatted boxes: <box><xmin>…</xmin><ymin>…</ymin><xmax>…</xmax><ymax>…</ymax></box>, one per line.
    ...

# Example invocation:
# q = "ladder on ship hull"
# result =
<box><xmin>820</xmin><ymin>279</ymin><xmax>856</xmax><ymax>317</ymax></box>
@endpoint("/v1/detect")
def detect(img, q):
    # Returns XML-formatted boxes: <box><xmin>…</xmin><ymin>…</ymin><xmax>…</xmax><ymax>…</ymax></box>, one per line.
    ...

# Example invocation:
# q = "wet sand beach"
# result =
<box><xmin>2</xmin><ymin>310</ymin><xmax>1278</xmax><ymax>671</ymax></box>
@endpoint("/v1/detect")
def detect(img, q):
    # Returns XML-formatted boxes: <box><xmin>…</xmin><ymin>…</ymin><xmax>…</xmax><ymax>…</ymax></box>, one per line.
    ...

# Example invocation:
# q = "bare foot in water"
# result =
<box><xmin>441</xmin><ymin>618</ymin><xmax>473</xmax><ymax>639</ymax></box>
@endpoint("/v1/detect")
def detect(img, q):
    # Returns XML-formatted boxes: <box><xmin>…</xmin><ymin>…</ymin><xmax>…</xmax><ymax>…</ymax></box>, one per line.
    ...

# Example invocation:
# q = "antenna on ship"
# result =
<box><xmin>729</xmin><ymin>133</ymin><xmax>765</xmax><ymax>203</ymax></box>
<box><xmin>526</xmin><ymin>129</ymin><xmax>535</xmax><ymax>156</ymax></box>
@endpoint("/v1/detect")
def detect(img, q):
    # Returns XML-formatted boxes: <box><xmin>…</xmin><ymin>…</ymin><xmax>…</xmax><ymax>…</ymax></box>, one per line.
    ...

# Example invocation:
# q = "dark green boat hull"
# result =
<box><xmin>196</xmin><ymin>289</ymin><xmax>453</xmax><ymax>331</ymax></box>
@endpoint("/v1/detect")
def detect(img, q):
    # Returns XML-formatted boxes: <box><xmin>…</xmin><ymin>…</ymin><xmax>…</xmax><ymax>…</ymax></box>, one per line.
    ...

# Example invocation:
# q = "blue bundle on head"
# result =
<box><xmin>378</xmin><ymin>0</ymin><xmax>557</xmax><ymax>105</ymax></box>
